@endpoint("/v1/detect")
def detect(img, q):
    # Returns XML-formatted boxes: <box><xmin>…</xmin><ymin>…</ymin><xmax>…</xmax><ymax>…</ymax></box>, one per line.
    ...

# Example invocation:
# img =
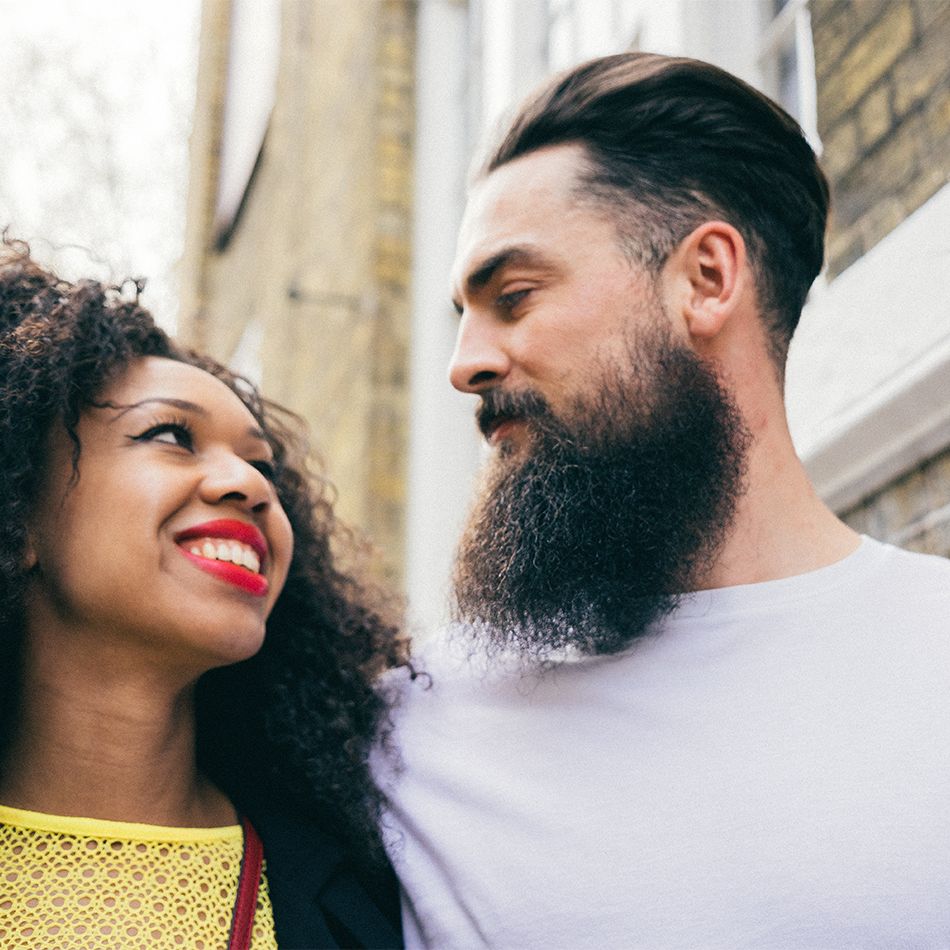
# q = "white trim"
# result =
<box><xmin>787</xmin><ymin>184</ymin><xmax>950</xmax><ymax>512</ymax></box>
<box><xmin>757</xmin><ymin>0</ymin><xmax>805</xmax><ymax>57</ymax></box>
<box><xmin>754</xmin><ymin>0</ymin><xmax>820</xmax><ymax>149</ymax></box>
<box><xmin>802</xmin><ymin>338</ymin><xmax>950</xmax><ymax>512</ymax></box>
<box><xmin>794</xmin><ymin>5</ymin><xmax>821</xmax><ymax>151</ymax></box>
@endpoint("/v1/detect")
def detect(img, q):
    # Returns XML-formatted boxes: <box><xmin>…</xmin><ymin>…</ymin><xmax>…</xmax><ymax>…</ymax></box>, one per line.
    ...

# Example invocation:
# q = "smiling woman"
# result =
<box><xmin>0</xmin><ymin>240</ymin><xmax>407</xmax><ymax>949</ymax></box>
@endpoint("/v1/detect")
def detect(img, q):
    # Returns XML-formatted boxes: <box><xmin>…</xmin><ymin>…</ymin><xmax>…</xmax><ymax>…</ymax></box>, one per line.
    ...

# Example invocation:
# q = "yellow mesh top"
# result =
<box><xmin>0</xmin><ymin>804</ymin><xmax>277</xmax><ymax>949</ymax></box>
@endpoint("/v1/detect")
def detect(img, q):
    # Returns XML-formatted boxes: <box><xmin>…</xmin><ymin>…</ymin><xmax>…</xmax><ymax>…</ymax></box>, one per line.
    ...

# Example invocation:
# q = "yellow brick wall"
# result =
<box><xmin>842</xmin><ymin>448</ymin><xmax>950</xmax><ymax>557</ymax></box>
<box><xmin>813</xmin><ymin>0</ymin><xmax>950</xmax><ymax>276</ymax></box>
<box><xmin>179</xmin><ymin>0</ymin><xmax>415</xmax><ymax>585</ymax></box>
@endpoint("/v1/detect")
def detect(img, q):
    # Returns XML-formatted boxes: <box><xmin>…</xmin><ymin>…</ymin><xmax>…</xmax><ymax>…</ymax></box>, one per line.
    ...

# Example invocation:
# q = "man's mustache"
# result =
<box><xmin>476</xmin><ymin>389</ymin><xmax>552</xmax><ymax>440</ymax></box>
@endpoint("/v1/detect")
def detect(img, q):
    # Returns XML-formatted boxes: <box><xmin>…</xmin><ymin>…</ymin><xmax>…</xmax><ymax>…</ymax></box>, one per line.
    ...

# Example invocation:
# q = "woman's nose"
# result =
<box><xmin>198</xmin><ymin>451</ymin><xmax>274</xmax><ymax>512</ymax></box>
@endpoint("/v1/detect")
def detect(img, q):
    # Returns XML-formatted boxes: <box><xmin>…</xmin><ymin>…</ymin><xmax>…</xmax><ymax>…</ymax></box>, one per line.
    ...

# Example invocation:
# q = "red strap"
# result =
<box><xmin>229</xmin><ymin>816</ymin><xmax>264</xmax><ymax>950</ymax></box>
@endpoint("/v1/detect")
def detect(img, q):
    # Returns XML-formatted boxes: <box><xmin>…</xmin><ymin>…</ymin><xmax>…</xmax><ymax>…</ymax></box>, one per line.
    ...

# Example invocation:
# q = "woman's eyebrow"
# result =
<box><xmin>107</xmin><ymin>398</ymin><xmax>267</xmax><ymax>441</ymax></box>
<box><xmin>109</xmin><ymin>397</ymin><xmax>207</xmax><ymax>418</ymax></box>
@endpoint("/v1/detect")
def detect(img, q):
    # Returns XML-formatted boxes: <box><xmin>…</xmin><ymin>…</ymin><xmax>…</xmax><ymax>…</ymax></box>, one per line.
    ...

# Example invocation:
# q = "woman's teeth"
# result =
<box><xmin>188</xmin><ymin>538</ymin><xmax>261</xmax><ymax>574</ymax></box>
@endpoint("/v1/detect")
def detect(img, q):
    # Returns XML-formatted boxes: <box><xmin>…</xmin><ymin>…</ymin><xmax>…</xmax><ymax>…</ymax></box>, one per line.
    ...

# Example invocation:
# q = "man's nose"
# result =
<box><xmin>448</xmin><ymin>312</ymin><xmax>512</xmax><ymax>393</ymax></box>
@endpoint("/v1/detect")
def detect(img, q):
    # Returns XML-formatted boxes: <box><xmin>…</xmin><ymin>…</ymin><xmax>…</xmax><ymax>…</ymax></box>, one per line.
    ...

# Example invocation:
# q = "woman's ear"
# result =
<box><xmin>669</xmin><ymin>221</ymin><xmax>747</xmax><ymax>342</ymax></box>
<box><xmin>22</xmin><ymin>531</ymin><xmax>38</xmax><ymax>572</ymax></box>
<box><xmin>20</xmin><ymin>522</ymin><xmax>40</xmax><ymax>573</ymax></box>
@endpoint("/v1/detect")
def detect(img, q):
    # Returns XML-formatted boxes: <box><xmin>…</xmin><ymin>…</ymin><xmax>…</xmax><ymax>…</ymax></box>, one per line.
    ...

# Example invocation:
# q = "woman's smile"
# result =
<box><xmin>176</xmin><ymin>518</ymin><xmax>270</xmax><ymax>596</ymax></box>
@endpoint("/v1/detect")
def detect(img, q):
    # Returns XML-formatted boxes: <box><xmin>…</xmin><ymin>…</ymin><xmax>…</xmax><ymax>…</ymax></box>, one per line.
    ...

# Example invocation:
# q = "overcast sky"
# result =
<box><xmin>0</xmin><ymin>0</ymin><xmax>201</xmax><ymax>330</ymax></box>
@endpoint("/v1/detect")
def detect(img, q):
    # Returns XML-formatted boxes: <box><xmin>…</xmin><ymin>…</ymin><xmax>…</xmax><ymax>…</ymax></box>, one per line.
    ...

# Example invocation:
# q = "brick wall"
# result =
<box><xmin>180</xmin><ymin>0</ymin><xmax>416</xmax><ymax>584</ymax></box>
<box><xmin>842</xmin><ymin>447</ymin><xmax>950</xmax><ymax>556</ymax></box>
<box><xmin>812</xmin><ymin>0</ymin><xmax>950</xmax><ymax>554</ymax></box>
<box><xmin>812</xmin><ymin>0</ymin><xmax>950</xmax><ymax>277</ymax></box>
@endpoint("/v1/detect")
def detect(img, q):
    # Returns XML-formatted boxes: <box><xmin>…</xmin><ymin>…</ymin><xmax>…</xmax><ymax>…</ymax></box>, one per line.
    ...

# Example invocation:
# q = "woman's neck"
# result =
<box><xmin>0</xmin><ymin>666</ymin><xmax>236</xmax><ymax>828</ymax></box>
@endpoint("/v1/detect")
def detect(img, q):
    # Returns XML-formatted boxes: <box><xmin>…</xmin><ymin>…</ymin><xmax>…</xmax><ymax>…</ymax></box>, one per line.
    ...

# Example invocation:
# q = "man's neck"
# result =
<box><xmin>699</xmin><ymin>404</ymin><xmax>860</xmax><ymax>591</ymax></box>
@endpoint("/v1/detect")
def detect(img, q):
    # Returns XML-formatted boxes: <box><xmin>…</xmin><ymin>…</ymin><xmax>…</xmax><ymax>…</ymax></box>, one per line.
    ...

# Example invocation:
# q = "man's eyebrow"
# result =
<box><xmin>108</xmin><ymin>398</ymin><xmax>267</xmax><ymax>441</ymax></box>
<box><xmin>452</xmin><ymin>245</ymin><xmax>553</xmax><ymax>313</ymax></box>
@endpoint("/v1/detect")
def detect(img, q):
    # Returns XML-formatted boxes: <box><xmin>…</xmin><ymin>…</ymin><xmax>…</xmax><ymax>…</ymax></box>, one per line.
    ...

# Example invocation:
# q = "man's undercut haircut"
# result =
<box><xmin>481</xmin><ymin>53</ymin><xmax>830</xmax><ymax>367</ymax></box>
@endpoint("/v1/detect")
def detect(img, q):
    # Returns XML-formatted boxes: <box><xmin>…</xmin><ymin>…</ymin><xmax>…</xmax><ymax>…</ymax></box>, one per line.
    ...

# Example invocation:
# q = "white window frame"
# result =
<box><xmin>756</xmin><ymin>0</ymin><xmax>821</xmax><ymax>150</ymax></box>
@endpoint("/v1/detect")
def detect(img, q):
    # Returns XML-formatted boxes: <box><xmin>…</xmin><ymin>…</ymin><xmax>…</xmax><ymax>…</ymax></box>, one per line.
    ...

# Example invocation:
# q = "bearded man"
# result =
<box><xmin>374</xmin><ymin>53</ymin><xmax>950</xmax><ymax>948</ymax></box>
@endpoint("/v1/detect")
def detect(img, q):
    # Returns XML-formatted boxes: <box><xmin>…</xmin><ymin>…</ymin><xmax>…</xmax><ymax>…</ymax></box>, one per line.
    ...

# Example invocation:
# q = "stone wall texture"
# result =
<box><xmin>842</xmin><ymin>447</ymin><xmax>950</xmax><ymax>556</ymax></box>
<box><xmin>180</xmin><ymin>0</ymin><xmax>415</xmax><ymax>584</ymax></box>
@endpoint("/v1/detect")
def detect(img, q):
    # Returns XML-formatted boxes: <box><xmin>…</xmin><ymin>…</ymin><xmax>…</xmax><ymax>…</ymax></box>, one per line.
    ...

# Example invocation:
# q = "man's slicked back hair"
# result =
<box><xmin>481</xmin><ymin>53</ymin><xmax>830</xmax><ymax>367</ymax></box>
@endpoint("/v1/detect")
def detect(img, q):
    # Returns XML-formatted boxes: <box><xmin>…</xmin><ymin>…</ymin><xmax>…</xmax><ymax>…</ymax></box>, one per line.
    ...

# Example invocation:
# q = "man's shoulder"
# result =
<box><xmin>824</xmin><ymin>538</ymin><xmax>950</xmax><ymax>654</ymax></box>
<box><xmin>797</xmin><ymin>536</ymin><xmax>950</xmax><ymax>629</ymax></box>
<box><xmin>865</xmin><ymin>536</ymin><xmax>950</xmax><ymax>588</ymax></box>
<box><xmin>790</xmin><ymin>534</ymin><xmax>950</xmax><ymax>600</ymax></box>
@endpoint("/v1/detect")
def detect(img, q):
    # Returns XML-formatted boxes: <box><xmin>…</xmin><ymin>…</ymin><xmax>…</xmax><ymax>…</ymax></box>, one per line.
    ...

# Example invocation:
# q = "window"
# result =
<box><xmin>757</xmin><ymin>0</ymin><xmax>820</xmax><ymax>150</ymax></box>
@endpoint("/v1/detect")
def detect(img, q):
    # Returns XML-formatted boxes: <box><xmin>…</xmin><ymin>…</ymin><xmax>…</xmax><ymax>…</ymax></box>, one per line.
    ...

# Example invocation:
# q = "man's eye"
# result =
<box><xmin>498</xmin><ymin>289</ymin><xmax>530</xmax><ymax>310</ymax></box>
<box><xmin>132</xmin><ymin>422</ymin><xmax>194</xmax><ymax>450</ymax></box>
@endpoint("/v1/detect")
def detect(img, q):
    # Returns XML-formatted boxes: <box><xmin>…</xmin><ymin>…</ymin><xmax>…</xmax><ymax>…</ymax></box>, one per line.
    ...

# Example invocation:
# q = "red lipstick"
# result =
<box><xmin>174</xmin><ymin>519</ymin><xmax>269</xmax><ymax>597</ymax></box>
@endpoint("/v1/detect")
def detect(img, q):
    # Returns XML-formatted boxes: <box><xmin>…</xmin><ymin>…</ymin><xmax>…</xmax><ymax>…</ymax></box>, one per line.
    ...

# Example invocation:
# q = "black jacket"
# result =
<box><xmin>251</xmin><ymin>810</ymin><xmax>403</xmax><ymax>949</ymax></box>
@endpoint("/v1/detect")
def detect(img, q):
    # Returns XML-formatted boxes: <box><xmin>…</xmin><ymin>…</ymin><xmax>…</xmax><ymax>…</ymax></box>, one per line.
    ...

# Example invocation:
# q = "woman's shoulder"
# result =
<box><xmin>249</xmin><ymin>808</ymin><xmax>403</xmax><ymax>950</ymax></box>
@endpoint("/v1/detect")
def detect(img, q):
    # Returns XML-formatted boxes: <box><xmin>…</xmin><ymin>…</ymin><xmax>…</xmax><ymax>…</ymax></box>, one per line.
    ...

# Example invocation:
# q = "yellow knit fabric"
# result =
<box><xmin>0</xmin><ymin>805</ymin><xmax>278</xmax><ymax>949</ymax></box>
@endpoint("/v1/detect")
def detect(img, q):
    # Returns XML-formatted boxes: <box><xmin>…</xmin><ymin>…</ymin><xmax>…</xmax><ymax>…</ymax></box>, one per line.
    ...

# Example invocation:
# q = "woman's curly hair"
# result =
<box><xmin>0</xmin><ymin>240</ymin><xmax>408</xmax><ymax>865</ymax></box>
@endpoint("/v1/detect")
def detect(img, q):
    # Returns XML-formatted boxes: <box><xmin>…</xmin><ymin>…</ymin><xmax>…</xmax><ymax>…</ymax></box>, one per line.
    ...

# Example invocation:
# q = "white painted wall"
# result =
<box><xmin>404</xmin><ymin>0</ymin><xmax>484</xmax><ymax>636</ymax></box>
<box><xmin>480</xmin><ymin>0</ymin><xmax>549</xmax><ymax>132</ymax></box>
<box><xmin>787</xmin><ymin>184</ymin><xmax>950</xmax><ymax>510</ymax></box>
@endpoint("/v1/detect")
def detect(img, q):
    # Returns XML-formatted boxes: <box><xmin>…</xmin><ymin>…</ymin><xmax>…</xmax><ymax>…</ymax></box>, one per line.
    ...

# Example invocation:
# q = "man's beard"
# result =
<box><xmin>451</xmin><ymin>322</ymin><xmax>750</xmax><ymax>662</ymax></box>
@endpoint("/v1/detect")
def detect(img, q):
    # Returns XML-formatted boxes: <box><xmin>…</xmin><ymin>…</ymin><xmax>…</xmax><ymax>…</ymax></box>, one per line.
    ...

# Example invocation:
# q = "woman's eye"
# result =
<box><xmin>132</xmin><ymin>423</ymin><xmax>194</xmax><ymax>450</ymax></box>
<box><xmin>249</xmin><ymin>459</ymin><xmax>277</xmax><ymax>481</ymax></box>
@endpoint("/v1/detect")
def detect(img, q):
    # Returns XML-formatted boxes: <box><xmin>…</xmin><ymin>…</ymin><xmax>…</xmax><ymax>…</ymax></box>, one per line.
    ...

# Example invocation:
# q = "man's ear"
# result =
<box><xmin>667</xmin><ymin>221</ymin><xmax>747</xmax><ymax>342</ymax></box>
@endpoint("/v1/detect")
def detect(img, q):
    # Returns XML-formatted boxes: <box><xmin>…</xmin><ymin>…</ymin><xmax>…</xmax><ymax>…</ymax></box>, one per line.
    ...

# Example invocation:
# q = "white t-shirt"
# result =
<box><xmin>374</xmin><ymin>538</ymin><xmax>950</xmax><ymax>948</ymax></box>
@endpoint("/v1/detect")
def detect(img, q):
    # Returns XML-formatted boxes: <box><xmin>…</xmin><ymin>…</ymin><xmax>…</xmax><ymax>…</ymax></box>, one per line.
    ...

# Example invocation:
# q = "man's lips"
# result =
<box><xmin>479</xmin><ymin>412</ymin><xmax>525</xmax><ymax>443</ymax></box>
<box><xmin>477</xmin><ymin>390</ymin><xmax>551</xmax><ymax>444</ymax></box>
<box><xmin>485</xmin><ymin>417</ymin><xmax>523</xmax><ymax>444</ymax></box>
<box><xmin>174</xmin><ymin>519</ymin><xmax>270</xmax><ymax>597</ymax></box>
